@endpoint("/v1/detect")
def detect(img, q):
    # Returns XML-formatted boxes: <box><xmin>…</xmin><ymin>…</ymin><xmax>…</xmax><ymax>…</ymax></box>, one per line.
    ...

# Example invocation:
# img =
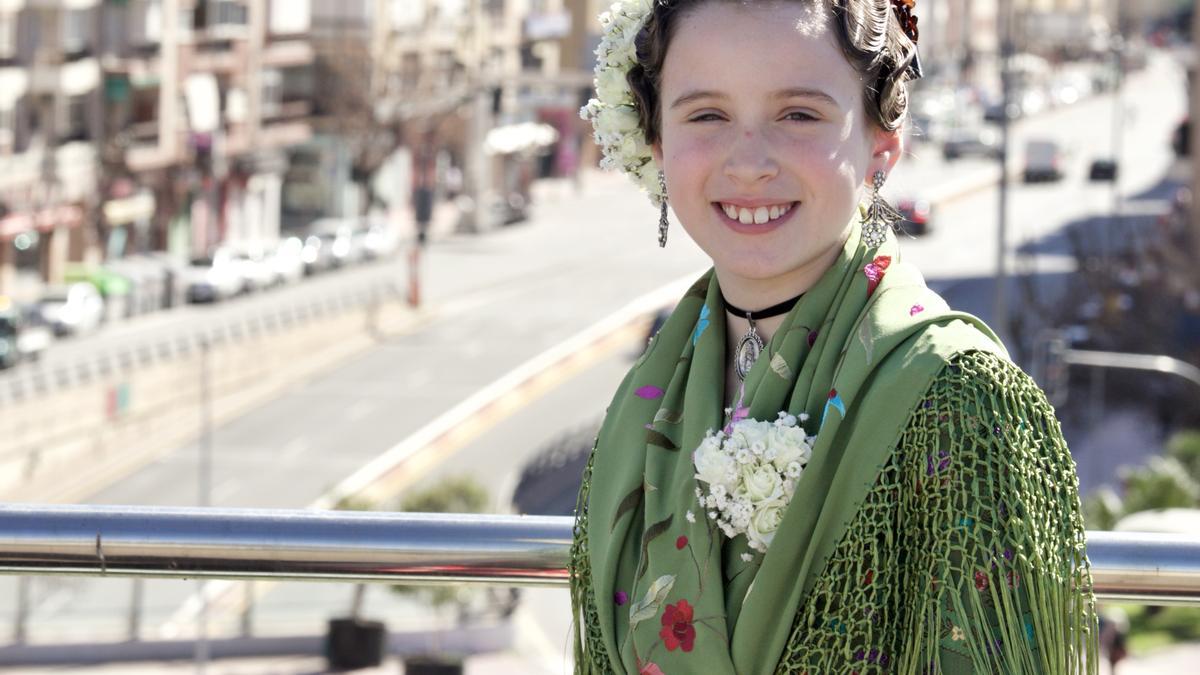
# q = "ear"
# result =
<box><xmin>866</xmin><ymin>125</ymin><xmax>903</xmax><ymax>186</ymax></box>
<box><xmin>651</xmin><ymin>141</ymin><xmax>664</xmax><ymax>169</ymax></box>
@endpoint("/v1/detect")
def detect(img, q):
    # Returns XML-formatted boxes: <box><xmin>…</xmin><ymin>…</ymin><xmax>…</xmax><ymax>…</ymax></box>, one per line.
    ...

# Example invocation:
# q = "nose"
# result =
<box><xmin>723</xmin><ymin>129</ymin><xmax>779</xmax><ymax>185</ymax></box>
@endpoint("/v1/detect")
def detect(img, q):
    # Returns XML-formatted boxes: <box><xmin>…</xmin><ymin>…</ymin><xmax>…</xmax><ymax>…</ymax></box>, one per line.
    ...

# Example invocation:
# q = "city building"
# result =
<box><xmin>0</xmin><ymin>0</ymin><xmax>315</xmax><ymax>300</ymax></box>
<box><xmin>0</xmin><ymin>0</ymin><xmax>102</xmax><ymax>298</ymax></box>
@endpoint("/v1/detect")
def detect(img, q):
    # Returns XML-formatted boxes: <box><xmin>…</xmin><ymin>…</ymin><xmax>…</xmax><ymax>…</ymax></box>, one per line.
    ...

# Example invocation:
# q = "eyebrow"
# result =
<box><xmin>669</xmin><ymin>87</ymin><xmax>842</xmax><ymax>110</ymax></box>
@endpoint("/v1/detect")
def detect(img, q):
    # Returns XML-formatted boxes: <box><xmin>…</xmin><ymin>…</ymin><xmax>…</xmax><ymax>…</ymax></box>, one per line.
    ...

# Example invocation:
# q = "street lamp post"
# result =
<box><xmin>995</xmin><ymin>0</ymin><xmax>1015</xmax><ymax>348</ymax></box>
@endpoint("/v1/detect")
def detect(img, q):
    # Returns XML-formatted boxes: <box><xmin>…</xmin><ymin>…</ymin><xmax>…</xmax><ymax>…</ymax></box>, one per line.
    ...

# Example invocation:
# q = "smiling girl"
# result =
<box><xmin>570</xmin><ymin>2</ymin><xmax>1098</xmax><ymax>674</ymax></box>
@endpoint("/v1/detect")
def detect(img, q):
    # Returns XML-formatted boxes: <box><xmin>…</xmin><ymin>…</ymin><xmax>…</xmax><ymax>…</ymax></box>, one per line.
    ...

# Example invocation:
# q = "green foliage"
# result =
<box><xmin>1082</xmin><ymin>486</ymin><xmax>1123</xmax><ymax>531</ymax></box>
<box><xmin>390</xmin><ymin>476</ymin><xmax>491</xmax><ymax>610</ymax></box>
<box><xmin>398</xmin><ymin>475</ymin><xmax>490</xmax><ymax>514</ymax></box>
<box><xmin>1115</xmin><ymin>603</ymin><xmax>1200</xmax><ymax>655</ymax></box>
<box><xmin>1166</xmin><ymin>430</ymin><xmax>1200</xmax><ymax>481</ymax></box>
<box><xmin>1086</xmin><ymin>431</ymin><xmax>1200</xmax><ymax>653</ymax></box>
<box><xmin>1118</xmin><ymin>456</ymin><xmax>1200</xmax><ymax>515</ymax></box>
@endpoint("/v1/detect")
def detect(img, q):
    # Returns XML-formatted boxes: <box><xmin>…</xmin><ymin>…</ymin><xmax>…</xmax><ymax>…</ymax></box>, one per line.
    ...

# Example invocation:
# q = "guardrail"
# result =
<box><xmin>0</xmin><ymin>266</ymin><xmax>404</xmax><ymax>406</ymax></box>
<box><xmin>1</xmin><ymin>505</ymin><xmax>1198</xmax><ymax>605</ymax></box>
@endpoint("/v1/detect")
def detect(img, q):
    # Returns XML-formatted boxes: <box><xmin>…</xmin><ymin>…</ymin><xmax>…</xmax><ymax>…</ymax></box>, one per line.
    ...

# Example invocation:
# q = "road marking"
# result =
<box><xmin>159</xmin><ymin>267</ymin><xmax>706</xmax><ymax>636</ymax></box>
<box><xmin>280</xmin><ymin>435</ymin><xmax>309</xmax><ymax>463</ymax></box>
<box><xmin>212</xmin><ymin>477</ymin><xmax>240</xmax><ymax>503</ymax></box>
<box><xmin>344</xmin><ymin>399</ymin><xmax>376</xmax><ymax>423</ymax></box>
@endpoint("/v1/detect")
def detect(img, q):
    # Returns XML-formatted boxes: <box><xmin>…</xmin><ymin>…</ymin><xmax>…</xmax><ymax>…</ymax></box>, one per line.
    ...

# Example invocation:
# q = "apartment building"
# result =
<box><xmin>0</xmin><ymin>0</ymin><xmax>314</xmax><ymax>299</ymax></box>
<box><xmin>0</xmin><ymin>0</ymin><xmax>102</xmax><ymax>297</ymax></box>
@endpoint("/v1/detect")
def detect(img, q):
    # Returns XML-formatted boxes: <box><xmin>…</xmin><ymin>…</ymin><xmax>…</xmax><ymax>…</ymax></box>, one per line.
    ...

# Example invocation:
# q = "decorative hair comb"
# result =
<box><xmin>890</xmin><ymin>0</ymin><xmax>922</xmax><ymax>79</ymax></box>
<box><xmin>891</xmin><ymin>0</ymin><xmax>919</xmax><ymax>44</ymax></box>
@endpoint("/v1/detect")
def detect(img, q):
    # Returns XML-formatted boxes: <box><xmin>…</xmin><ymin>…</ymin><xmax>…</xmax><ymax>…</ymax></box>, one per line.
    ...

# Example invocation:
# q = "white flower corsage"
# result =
<box><xmin>692</xmin><ymin>411</ymin><xmax>814</xmax><ymax>553</ymax></box>
<box><xmin>579</xmin><ymin>0</ymin><xmax>663</xmax><ymax>206</ymax></box>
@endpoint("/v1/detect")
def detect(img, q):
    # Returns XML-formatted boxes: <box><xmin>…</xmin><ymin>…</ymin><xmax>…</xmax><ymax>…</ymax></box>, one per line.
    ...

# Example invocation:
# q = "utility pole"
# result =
<box><xmin>1107</xmin><ymin>1</ymin><xmax>1125</xmax><ymax>261</ymax></box>
<box><xmin>994</xmin><ymin>0</ymin><xmax>1015</xmax><ymax>348</ymax></box>
<box><xmin>463</xmin><ymin>0</ymin><xmax>493</xmax><ymax>234</ymax></box>
<box><xmin>1192</xmin><ymin>0</ymin><xmax>1200</xmax><ymax>259</ymax></box>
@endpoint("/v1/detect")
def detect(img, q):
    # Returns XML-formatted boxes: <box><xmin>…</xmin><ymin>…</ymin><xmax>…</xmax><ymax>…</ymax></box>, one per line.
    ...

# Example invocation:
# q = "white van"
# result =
<box><xmin>1023</xmin><ymin>140</ymin><xmax>1064</xmax><ymax>182</ymax></box>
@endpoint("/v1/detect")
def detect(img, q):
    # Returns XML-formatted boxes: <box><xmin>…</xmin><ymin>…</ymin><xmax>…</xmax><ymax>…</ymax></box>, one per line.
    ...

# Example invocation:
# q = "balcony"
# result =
<box><xmin>262</xmin><ymin>40</ymin><xmax>314</xmax><ymax>69</ymax></box>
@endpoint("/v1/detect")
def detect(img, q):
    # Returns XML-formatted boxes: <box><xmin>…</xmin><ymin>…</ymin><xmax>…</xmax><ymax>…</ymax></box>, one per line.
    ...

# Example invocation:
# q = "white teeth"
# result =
<box><xmin>722</xmin><ymin>202</ymin><xmax>795</xmax><ymax>224</ymax></box>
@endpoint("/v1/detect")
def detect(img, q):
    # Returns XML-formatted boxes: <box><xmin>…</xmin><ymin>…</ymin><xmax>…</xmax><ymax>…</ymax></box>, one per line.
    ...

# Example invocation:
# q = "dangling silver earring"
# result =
<box><xmin>658</xmin><ymin>170</ymin><xmax>669</xmax><ymax>248</ymax></box>
<box><xmin>862</xmin><ymin>170</ymin><xmax>900</xmax><ymax>248</ymax></box>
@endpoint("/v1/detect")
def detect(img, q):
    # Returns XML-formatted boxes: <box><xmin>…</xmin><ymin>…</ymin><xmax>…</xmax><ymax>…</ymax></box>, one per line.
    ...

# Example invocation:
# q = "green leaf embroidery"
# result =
<box><xmin>858</xmin><ymin>319</ymin><xmax>876</xmax><ymax>365</ymax></box>
<box><xmin>646</xmin><ymin>429</ymin><xmax>679</xmax><ymax>451</ymax></box>
<box><xmin>636</xmin><ymin>514</ymin><xmax>675</xmax><ymax>580</ymax></box>
<box><xmin>654</xmin><ymin>408</ymin><xmax>683</xmax><ymax>425</ymax></box>
<box><xmin>770</xmin><ymin>352</ymin><xmax>793</xmax><ymax>380</ymax></box>
<box><xmin>628</xmin><ymin>574</ymin><xmax>676</xmax><ymax>626</ymax></box>
<box><xmin>611</xmin><ymin>485</ymin><xmax>643</xmax><ymax>533</ymax></box>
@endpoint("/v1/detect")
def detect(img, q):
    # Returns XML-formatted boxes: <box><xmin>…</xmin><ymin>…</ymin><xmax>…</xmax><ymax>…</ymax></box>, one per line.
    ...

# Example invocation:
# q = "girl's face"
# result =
<box><xmin>652</xmin><ymin>1</ymin><xmax>901</xmax><ymax>302</ymax></box>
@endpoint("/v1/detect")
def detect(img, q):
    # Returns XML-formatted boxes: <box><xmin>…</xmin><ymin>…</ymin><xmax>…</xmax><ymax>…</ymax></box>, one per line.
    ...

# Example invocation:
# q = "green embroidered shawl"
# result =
<box><xmin>570</xmin><ymin>221</ymin><xmax>1097</xmax><ymax>674</ymax></box>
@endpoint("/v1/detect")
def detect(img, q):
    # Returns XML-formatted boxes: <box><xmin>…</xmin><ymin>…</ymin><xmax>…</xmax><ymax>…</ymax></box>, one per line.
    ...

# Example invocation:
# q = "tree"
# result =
<box><xmin>310</xmin><ymin>20</ymin><xmax>403</xmax><ymax>216</ymax></box>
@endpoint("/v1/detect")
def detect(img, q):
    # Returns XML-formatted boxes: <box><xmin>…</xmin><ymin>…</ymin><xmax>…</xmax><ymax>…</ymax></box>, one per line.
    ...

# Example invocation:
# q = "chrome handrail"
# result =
<box><xmin>0</xmin><ymin>504</ymin><xmax>1197</xmax><ymax>604</ymax></box>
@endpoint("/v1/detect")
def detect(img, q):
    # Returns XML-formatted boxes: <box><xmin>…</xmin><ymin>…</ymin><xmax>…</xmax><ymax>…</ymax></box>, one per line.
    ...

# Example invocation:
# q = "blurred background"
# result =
<box><xmin>0</xmin><ymin>0</ymin><xmax>1197</xmax><ymax>673</ymax></box>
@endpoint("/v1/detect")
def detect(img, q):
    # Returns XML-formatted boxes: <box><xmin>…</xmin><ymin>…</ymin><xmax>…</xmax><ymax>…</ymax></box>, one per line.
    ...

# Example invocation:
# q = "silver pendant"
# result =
<box><xmin>734</xmin><ymin>323</ymin><xmax>764</xmax><ymax>380</ymax></box>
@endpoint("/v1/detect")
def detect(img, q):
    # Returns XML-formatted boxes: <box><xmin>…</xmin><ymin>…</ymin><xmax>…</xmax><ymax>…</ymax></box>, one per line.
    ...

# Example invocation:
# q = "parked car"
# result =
<box><xmin>270</xmin><ymin>237</ymin><xmax>307</xmax><ymax>284</ymax></box>
<box><xmin>185</xmin><ymin>251</ymin><xmax>243</xmax><ymax>303</ymax></box>
<box><xmin>1173</xmin><ymin>116</ymin><xmax>1190</xmax><ymax>157</ymax></box>
<box><xmin>360</xmin><ymin>218</ymin><xmax>401</xmax><ymax>260</ymax></box>
<box><xmin>941</xmin><ymin>127</ymin><xmax>1001</xmax><ymax>161</ymax></box>
<box><xmin>63</xmin><ymin>264</ymin><xmax>131</xmax><ymax>321</ymax></box>
<box><xmin>36</xmin><ymin>283</ymin><xmax>105</xmax><ymax>336</ymax></box>
<box><xmin>104</xmin><ymin>258</ymin><xmax>163</xmax><ymax>316</ymax></box>
<box><xmin>0</xmin><ymin>297</ymin><xmax>52</xmax><ymax>368</ymax></box>
<box><xmin>300</xmin><ymin>234</ymin><xmax>335</xmax><ymax>275</ymax></box>
<box><xmin>134</xmin><ymin>252</ymin><xmax>189</xmax><ymax>309</ymax></box>
<box><xmin>896</xmin><ymin>198</ymin><xmax>933</xmax><ymax>236</ymax></box>
<box><xmin>227</xmin><ymin>249</ymin><xmax>277</xmax><ymax>293</ymax></box>
<box><xmin>1022</xmin><ymin>139</ymin><xmax>1065</xmax><ymax>183</ymax></box>
<box><xmin>307</xmin><ymin>219</ymin><xmax>356</xmax><ymax>268</ymax></box>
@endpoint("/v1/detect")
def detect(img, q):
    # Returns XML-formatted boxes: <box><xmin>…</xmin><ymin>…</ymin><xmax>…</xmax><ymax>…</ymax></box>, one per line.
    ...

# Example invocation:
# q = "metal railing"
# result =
<box><xmin>1</xmin><ymin>504</ymin><xmax>1199</xmax><ymax>605</ymax></box>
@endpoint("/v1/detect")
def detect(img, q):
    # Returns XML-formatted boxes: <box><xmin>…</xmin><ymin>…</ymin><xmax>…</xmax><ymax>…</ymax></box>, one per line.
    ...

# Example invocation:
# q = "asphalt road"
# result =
<box><xmin>0</xmin><ymin>49</ymin><xmax>1188</xmax><ymax>670</ymax></box>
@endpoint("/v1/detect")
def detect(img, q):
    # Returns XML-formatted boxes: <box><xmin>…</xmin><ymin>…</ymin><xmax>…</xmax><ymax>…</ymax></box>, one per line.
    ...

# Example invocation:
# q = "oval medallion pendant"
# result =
<box><xmin>734</xmin><ymin>330</ymin><xmax>765</xmax><ymax>380</ymax></box>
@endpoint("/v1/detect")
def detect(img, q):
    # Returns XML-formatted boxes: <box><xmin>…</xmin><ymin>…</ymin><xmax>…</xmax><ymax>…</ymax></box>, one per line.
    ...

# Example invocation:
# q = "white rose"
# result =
<box><xmin>741</xmin><ymin>464</ymin><xmax>783</xmax><ymax>503</ymax></box>
<box><xmin>770</xmin><ymin>426</ymin><xmax>811</xmax><ymax>470</ymax></box>
<box><xmin>694</xmin><ymin>439</ymin><xmax>735</xmax><ymax>488</ymax></box>
<box><xmin>746</xmin><ymin>498</ymin><xmax>787</xmax><ymax>551</ymax></box>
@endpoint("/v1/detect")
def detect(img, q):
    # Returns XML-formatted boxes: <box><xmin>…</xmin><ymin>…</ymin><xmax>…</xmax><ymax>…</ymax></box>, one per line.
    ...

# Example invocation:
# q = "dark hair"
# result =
<box><xmin>626</xmin><ymin>0</ymin><xmax>920</xmax><ymax>147</ymax></box>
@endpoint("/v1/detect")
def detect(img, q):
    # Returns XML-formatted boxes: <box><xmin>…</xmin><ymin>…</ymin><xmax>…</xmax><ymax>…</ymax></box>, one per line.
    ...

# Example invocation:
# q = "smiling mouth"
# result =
<box><xmin>714</xmin><ymin>202</ymin><xmax>799</xmax><ymax>226</ymax></box>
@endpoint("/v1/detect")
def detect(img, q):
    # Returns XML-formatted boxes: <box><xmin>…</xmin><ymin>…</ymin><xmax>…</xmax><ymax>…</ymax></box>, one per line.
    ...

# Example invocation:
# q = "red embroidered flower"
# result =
<box><xmin>659</xmin><ymin>599</ymin><xmax>696</xmax><ymax>652</ymax></box>
<box><xmin>639</xmin><ymin>662</ymin><xmax>665</xmax><ymax>675</ymax></box>
<box><xmin>864</xmin><ymin>255</ymin><xmax>892</xmax><ymax>297</ymax></box>
<box><xmin>974</xmin><ymin>570</ymin><xmax>989</xmax><ymax>591</ymax></box>
<box><xmin>676</xmin><ymin>535</ymin><xmax>688</xmax><ymax>550</ymax></box>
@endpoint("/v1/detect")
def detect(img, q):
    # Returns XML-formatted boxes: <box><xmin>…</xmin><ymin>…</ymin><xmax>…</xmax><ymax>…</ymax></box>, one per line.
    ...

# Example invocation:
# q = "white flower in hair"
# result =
<box><xmin>580</xmin><ymin>0</ymin><xmax>664</xmax><ymax>206</ymax></box>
